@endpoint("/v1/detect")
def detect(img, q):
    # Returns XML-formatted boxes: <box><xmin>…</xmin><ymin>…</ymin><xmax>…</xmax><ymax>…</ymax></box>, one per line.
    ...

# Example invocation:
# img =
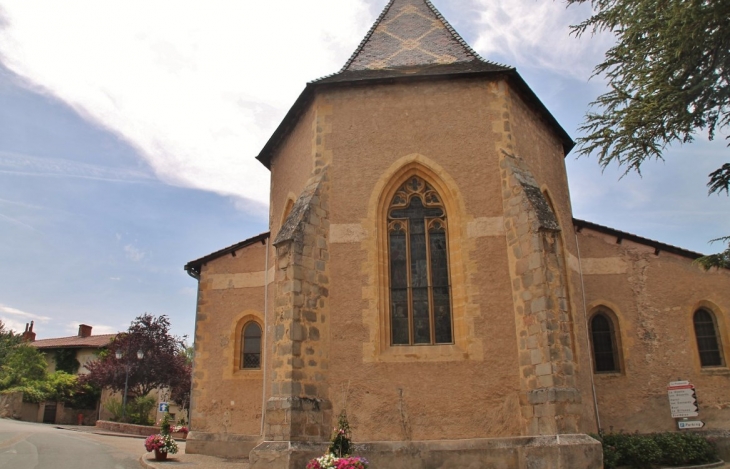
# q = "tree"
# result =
<box><xmin>567</xmin><ymin>0</ymin><xmax>730</xmax><ymax>268</ymax></box>
<box><xmin>0</xmin><ymin>320</ymin><xmax>22</xmax><ymax>367</ymax></box>
<box><xmin>0</xmin><ymin>344</ymin><xmax>47</xmax><ymax>389</ymax></box>
<box><xmin>84</xmin><ymin>314</ymin><xmax>188</xmax><ymax>397</ymax></box>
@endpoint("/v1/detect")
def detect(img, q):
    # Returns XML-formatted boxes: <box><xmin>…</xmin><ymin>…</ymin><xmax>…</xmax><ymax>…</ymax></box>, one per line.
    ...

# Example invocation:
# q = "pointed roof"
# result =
<box><xmin>255</xmin><ymin>1</ymin><xmax>574</xmax><ymax>168</ymax></box>
<box><xmin>342</xmin><ymin>0</ymin><xmax>486</xmax><ymax>71</ymax></box>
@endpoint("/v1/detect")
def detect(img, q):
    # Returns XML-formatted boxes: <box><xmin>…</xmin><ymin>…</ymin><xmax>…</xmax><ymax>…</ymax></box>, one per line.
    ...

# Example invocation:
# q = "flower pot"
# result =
<box><xmin>154</xmin><ymin>449</ymin><xmax>168</xmax><ymax>461</ymax></box>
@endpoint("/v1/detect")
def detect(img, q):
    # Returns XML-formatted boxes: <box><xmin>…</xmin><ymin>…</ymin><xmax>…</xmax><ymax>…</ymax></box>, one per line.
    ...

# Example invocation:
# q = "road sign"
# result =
<box><xmin>678</xmin><ymin>421</ymin><xmax>704</xmax><ymax>429</ymax></box>
<box><xmin>158</xmin><ymin>402</ymin><xmax>169</xmax><ymax>413</ymax></box>
<box><xmin>668</xmin><ymin>382</ymin><xmax>698</xmax><ymax>418</ymax></box>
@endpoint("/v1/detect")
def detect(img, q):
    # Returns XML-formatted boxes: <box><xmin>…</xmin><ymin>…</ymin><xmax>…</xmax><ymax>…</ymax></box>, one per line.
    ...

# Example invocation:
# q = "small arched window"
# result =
<box><xmin>590</xmin><ymin>312</ymin><xmax>620</xmax><ymax>373</ymax></box>
<box><xmin>388</xmin><ymin>176</ymin><xmax>453</xmax><ymax>345</ymax></box>
<box><xmin>693</xmin><ymin>309</ymin><xmax>724</xmax><ymax>367</ymax></box>
<box><xmin>240</xmin><ymin>322</ymin><xmax>262</xmax><ymax>369</ymax></box>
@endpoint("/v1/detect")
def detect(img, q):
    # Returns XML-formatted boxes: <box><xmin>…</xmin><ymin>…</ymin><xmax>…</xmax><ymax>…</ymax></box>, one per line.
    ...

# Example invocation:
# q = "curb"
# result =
<box><xmin>139</xmin><ymin>453</ymin><xmax>155</xmax><ymax>469</ymax></box>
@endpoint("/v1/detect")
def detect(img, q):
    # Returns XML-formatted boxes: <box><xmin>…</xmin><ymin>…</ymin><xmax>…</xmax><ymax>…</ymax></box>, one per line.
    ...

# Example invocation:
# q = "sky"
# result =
<box><xmin>0</xmin><ymin>0</ymin><xmax>727</xmax><ymax>340</ymax></box>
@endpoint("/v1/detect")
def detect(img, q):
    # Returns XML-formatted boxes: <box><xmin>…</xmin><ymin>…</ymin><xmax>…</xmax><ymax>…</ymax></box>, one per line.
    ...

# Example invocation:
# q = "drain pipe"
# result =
<box><xmin>575</xmin><ymin>229</ymin><xmax>601</xmax><ymax>431</ymax></box>
<box><xmin>259</xmin><ymin>238</ymin><xmax>270</xmax><ymax>436</ymax></box>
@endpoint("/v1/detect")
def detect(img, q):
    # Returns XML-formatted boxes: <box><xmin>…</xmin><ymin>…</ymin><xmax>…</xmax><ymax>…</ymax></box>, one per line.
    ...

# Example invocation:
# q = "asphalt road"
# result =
<box><xmin>0</xmin><ymin>419</ymin><xmax>144</xmax><ymax>469</ymax></box>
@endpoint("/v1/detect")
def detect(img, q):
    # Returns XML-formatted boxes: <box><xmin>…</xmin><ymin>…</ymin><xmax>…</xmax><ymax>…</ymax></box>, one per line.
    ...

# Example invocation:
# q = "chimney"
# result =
<box><xmin>22</xmin><ymin>321</ymin><xmax>36</xmax><ymax>342</ymax></box>
<box><xmin>78</xmin><ymin>324</ymin><xmax>92</xmax><ymax>338</ymax></box>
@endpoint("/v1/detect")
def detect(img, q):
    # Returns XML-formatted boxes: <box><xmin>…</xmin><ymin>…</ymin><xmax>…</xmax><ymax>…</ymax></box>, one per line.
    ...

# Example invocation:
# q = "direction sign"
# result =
<box><xmin>678</xmin><ymin>421</ymin><xmax>704</xmax><ymax>429</ymax></box>
<box><xmin>668</xmin><ymin>381</ymin><xmax>698</xmax><ymax>418</ymax></box>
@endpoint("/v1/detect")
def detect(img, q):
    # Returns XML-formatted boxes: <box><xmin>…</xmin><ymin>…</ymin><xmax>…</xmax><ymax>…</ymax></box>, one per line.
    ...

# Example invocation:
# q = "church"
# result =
<box><xmin>184</xmin><ymin>1</ymin><xmax>730</xmax><ymax>467</ymax></box>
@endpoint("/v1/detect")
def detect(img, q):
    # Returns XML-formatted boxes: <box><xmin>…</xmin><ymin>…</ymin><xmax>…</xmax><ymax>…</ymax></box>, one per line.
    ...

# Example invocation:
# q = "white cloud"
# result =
<box><xmin>472</xmin><ymin>0</ymin><xmax>615</xmax><ymax>79</ymax></box>
<box><xmin>0</xmin><ymin>303</ymin><xmax>51</xmax><ymax>334</ymax></box>
<box><xmin>0</xmin><ymin>0</ymin><xmax>373</xmax><ymax>206</ymax></box>
<box><xmin>124</xmin><ymin>244</ymin><xmax>146</xmax><ymax>262</ymax></box>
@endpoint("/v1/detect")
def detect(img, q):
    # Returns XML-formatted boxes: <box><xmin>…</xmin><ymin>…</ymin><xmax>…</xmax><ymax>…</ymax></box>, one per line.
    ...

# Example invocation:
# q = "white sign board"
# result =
<box><xmin>678</xmin><ymin>421</ymin><xmax>704</xmax><ymax>429</ymax></box>
<box><xmin>668</xmin><ymin>382</ymin><xmax>698</xmax><ymax>419</ymax></box>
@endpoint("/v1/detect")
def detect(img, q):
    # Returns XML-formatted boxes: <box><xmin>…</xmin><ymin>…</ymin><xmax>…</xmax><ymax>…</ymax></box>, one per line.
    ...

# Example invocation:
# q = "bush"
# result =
<box><xmin>127</xmin><ymin>395</ymin><xmax>156</xmax><ymax>425</ymax></box>
<box><xmin>104</xmin><ymin>397</ymin><xmax>125</xmax><ymax>421</ymax></box>
<box><xmin>592</xmin><ymin>431</ymin><xmax>719</xmax><ymax>468</ymax></box>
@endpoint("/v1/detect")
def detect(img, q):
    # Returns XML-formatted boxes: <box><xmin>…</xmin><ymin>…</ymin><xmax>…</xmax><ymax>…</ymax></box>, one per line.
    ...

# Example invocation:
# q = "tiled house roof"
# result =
<box><xmin>31</xmin><ymin>334</ymin><xmax>115</xmax><ymax>349</ymax></box>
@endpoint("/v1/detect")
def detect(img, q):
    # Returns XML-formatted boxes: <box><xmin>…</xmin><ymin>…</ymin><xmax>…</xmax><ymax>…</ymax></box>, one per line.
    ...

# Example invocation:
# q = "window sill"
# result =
<box><xmin>700</xmin><ymin>367</ymin><xmax>730</xmax><ymax>376</ymax></box>
<box><xmin>232</xmin><ymin>368</ymin><xmax>264</xmax><ymax>379</ymax></box>
<box><xmin>375</xmin><ymin>342</ymin><xmax>474</xmax><ymax>363</ymax></box>
<box><xmin>593</xmin><ymin>372</ymin><xmax>623</xmax><ymax>379</ymax></box>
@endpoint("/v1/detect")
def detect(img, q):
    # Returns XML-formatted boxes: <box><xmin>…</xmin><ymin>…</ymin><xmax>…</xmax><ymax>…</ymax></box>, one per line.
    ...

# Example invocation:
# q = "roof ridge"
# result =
<box><xmin>339</xmin><ymin>0</ymin><xmax>397</xmax><ymax>73</ymax></box>
<box><xmin>33</xmin><ymin>332</ymin><xmax>117</xmax><ymax>342</ymax></box>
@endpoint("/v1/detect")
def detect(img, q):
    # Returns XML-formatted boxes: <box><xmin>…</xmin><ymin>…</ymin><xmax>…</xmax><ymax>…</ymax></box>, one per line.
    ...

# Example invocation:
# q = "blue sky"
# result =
<box><xmin>0</xmin><ymin>0</ymin><xmax>727</xmax><ymax>340</ymax></box>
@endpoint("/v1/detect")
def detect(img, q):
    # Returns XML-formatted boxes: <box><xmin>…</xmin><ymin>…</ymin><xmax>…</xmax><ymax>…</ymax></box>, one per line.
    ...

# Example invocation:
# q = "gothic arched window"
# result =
<box><xmin>241</xmin><ymin>322</ymin><xmax>262</xmax><ymax>369</ymax></box>
<box><xmin>694</xmin><ymin>309</ymin><xmax>724</xmax><ymax>367</ymax></box>
<box><xmin>590</xmin><ymin>312</ymin><xmax>620</xmax><ymax>373</ymax></box>
<box><xmin>388</xmin><ymin>176</ymin><xmax>453</xmax><ymax>345</ymax></box>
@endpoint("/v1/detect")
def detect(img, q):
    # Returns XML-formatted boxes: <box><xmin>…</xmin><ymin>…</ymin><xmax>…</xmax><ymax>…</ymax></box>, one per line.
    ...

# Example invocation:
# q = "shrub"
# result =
<box><xmin>104</xmin><ymin>397</ymin><xmax>125</xmax><ymax>421</ymax></box>
<box><xmin>128</xmin><ymin>395</ymin><xmax>156</xmax><ymax>425</ymax></box>
<box><xmin>653</xmin><ymin>432</ymin><xmax>718</xmax><ymax>467</ymax></box>
<box><xmin>592</xmin><ymin>431</ymin><xmax>719</xmax><ymax>468</ymax></box>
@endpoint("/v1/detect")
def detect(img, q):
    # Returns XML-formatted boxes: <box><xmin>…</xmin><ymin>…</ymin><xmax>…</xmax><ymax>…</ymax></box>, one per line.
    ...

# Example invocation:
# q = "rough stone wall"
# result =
<box><xmin>499</xmin><ymin>153</ymin><xmax>583</xmax><ymax>435</ymax></box>
<box><xmin>577</xmin><ymin>227</ymin><xmax>730</xmax><ymax>433</ymax></box>
<box><xmin>266</xmin><ymin>171</ymin><xmax>332</xmax><ymax>442</ymax></box>
<box><xmin>190</xmin><ymin>239</ymin><xmax>268</xmax><ymax>436</ymax></box>
<box><xmin>0</xmin><ymin>391</ymin><xmax>23</xmax><ymax>420</ymax></box>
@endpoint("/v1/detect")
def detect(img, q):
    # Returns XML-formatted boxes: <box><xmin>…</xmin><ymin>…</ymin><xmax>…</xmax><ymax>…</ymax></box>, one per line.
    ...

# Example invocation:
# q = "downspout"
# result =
<box><xmin>260</xmin><ymin>237</ymin><xmax>270</xmax><ymax>436</ymax></box>
<box><xmin>575</xmin><ymin>229</ymin><xmax>601</xmax><ymax>431</ymax></box>
<box><xmin>186</xmin><ymin>265</ymin><xmax>201</xmax><ymax>429</ymax></box>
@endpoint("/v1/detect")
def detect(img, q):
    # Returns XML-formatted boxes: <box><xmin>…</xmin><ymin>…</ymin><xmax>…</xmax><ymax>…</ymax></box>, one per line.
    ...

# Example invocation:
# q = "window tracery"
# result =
<box><xmin>387</xmin><ymin>176</ymin><xmax>453</xmax><ymax>345</ymax></box>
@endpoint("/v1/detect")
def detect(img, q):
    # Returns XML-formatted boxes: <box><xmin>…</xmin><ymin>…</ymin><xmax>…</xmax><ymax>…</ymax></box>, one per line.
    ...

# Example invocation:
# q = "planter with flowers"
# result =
<box><xmin>145</xmin><ymin>413</ymin><xmax>179</xmax><ymax>461</ymax></box>
<box><xmin>144</xmin><ymin>433</ymin><xmax>178</xmax><ymax>461</ymax></box>
<box><xmin>171</xmin><ymin>425</ymin><xmax>189</xmax><ymax>440</ymax></box>
<box><xmin>307</xmin><ymin>413</ymin><xmax>369</xmax><ymax>469</ymax></box>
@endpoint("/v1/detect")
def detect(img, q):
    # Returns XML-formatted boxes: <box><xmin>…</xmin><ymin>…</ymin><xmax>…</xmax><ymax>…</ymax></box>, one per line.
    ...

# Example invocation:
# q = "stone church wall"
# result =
<box><xmin>188</xmin><ymin>238</ymin><xmax>269</xmax><ymax>456</ymax></box>
<box><xmin>577</xmin><ymin>226</ymin><xmax>730</xmax><ymax>433</ymax></box>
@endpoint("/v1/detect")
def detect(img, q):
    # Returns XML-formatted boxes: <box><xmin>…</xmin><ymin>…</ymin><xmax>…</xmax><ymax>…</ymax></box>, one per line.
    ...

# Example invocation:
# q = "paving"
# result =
<box><xmin>55</xmin><ymin>425</ymin><xmax>249</xmax><ymax>469</ymax></box>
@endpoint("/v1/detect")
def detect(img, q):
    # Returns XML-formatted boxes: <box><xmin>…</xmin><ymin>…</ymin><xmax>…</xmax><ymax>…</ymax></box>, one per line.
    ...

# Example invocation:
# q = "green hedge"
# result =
<box><xmin>592</xmin><ymin>431</ymin><xmax>719</xmax><ymax>468</ymax></box>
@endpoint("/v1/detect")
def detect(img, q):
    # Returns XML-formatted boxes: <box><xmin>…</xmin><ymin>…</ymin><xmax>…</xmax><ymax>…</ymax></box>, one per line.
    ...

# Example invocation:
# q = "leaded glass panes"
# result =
<box><xmin>591</xmin><ymin>313</ymin><xmax>618</xmax><ymax>373</ymax></box>
<box><xmin>241</xmin><ymin>322</ymin><xmax>262</xmax><ymax>369</ymax></box>
<box><xmin>387</xmin><ymin>176</ymin><xmax>453</xmax><ymax>345</ymax></box>
<box><xmin>694</xmin><ymin>309</ymin><xmax>723</xmax><ymax>367</ymax></box>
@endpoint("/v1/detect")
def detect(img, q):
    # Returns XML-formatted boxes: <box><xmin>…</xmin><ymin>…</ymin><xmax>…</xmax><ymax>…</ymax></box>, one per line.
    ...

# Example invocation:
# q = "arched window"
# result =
<box><xmin>240</xmin><ymin>322</ymin><xmax>262</xmax><ymax>369</ymax></box>
<box><xmin>694</xmin><ymin>309</ymin><xmax>724</xmax><ymax>367</ymax></box>
<box><xmin>590</xmin><ymin>312</ymin><xmax>620</xmax><ymax>373</ymax></box>
<box><xmin>388</xmin><ymin>176</ymin><xmax>452</xmax><ymax>345</ymax></box>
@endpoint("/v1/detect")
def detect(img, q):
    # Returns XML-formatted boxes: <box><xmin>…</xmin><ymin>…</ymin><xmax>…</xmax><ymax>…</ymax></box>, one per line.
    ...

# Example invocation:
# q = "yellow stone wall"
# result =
<box><xmin>577</xmin><ymin>226</ymin><xmax>730</xmax><ymax>432</ymax></box>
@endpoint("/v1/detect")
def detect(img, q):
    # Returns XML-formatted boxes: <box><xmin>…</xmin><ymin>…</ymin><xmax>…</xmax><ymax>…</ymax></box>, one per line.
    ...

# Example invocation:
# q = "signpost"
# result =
<box><xmin>158</xmin><ymin>402</ymin><xmax>169</xmax><ymax>413</ymax></box>
<box><xmin>668</xmin><ymin>381</ymin><xmax>698</xmax><ymax>418</ymax></box>
<box><xmin>678</xmin><ymin>421</ymin><xmax>704</xmax><ymax>429</ymax></box>
<box><xmin>668</xmin><ymin>381</ymin><xmax>703</xmax><ymax>429</ymax></box>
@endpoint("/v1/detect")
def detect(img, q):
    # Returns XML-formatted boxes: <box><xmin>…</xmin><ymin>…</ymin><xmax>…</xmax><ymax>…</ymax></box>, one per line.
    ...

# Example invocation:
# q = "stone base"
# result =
<box><xmin>249</xmin><ymin>434</ymin><xmax>602</xmax><ymax>469</ymax></box>
<box><xmin>186</xmin><ymin>431</ymin><xmax>261</xmax><ymax>459</ymax></box>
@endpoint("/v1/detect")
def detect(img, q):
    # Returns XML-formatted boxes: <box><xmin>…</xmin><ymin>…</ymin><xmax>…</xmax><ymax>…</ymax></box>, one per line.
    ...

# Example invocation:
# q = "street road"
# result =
<box><xmin>0</xmin><ymin>419</ymin><xmax>144</xmax><ymax>469</ymax></box>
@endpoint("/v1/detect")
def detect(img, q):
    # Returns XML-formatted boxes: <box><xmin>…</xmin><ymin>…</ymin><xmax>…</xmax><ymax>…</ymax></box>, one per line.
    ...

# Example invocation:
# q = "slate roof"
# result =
<box><xmin>31</xmin><ymin>334</ymin><xmax>116</xmax><ymax>350</ymax></box>
<box><xmin>184</xmin><ymin>232</ymin><xmax>270</xmax><ymax>278</ymax></box>
<box><xmin>339</xmin><ymin>0</ymin><xmax>503</xmax><ymax>72</ymax></box>
<box><xmin>255</xmin><ymin>0</ymin><xmax>574</xmax><ymax>169</ymax></box>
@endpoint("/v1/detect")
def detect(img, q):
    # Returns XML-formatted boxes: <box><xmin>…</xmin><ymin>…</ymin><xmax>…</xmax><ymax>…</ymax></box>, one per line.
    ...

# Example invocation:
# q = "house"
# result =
<box><xmin>27</xmin><ymin>323</ymin><xmax>114</xmax><ymax>424</ymax></box>
<box><xmin>184</xmin><ymin>1</ymin><xmax>730</xmax><ymax>467</ymax></box>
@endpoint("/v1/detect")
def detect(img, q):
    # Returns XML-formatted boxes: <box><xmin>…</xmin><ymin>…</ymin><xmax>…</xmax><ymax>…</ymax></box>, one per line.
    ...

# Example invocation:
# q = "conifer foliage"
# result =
<box><xmin>568</xmin><ymin>0</ymin><xmax>730</xmax><ymax>268</ymax></box>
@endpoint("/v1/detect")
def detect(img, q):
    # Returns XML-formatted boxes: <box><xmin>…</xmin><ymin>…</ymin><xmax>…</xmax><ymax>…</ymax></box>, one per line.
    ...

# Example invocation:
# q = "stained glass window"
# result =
<box><xmin>591</xmin><ymin>313</ymin><xmax>619</xmax><ymax>373</ymax></box>
<box><xmin>241</xmin><ymin>322</ymin><xmax>262</xmax><ymax>369</ymax></box>
<box><xmin>694</xmin><ymin>309</ymin><xmax>723</xmax><ymax>367</ymax></box>
<box><xmin>387</xmin><ymin>177</ymin><xmax>453</xmax><ymax>345</ymax></box>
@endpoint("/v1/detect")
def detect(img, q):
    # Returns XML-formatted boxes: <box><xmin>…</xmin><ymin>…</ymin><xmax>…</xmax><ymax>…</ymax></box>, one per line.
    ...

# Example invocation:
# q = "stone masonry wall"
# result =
<box><xmin>266</xmin><ymin>171</ymin><xmax>332</xmax><ymax>442</ymax></box>
<box><xmin>501</xmin><ymin>152</ymin><xmax>583</xmax><ymax>435</ymax></box>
